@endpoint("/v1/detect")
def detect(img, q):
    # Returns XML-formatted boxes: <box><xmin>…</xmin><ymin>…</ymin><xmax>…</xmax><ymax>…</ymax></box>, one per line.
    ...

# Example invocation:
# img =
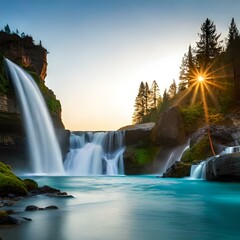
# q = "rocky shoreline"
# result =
<box><xmin>0</xmin><ymin>183</ymin><xmax>73</xmax><ymax>226</ymax></box>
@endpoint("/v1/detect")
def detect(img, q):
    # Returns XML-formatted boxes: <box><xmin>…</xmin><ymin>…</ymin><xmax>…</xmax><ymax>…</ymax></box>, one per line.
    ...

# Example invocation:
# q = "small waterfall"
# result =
<box><xmin>157</xmin><ymin>140</ymin><xmax>190</xmax><ymax>174</ymax></box>
<box><xmin>4</xmin><ymin>58</ymin><xmax>64</xmax><ymax>175</ymax></box>
<box><xmin>64</xmin><ymin>131</ymin><xmax>125</xmax><ymax>175</ymax></box>
<box><xmin>190</xmin><ymin>161</ymin><xmax>206</xmax><ymax>179</ymax></box>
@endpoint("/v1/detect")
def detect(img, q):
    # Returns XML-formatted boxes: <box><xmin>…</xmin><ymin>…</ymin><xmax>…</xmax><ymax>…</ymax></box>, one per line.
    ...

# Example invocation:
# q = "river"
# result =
<box><xmin>1</xmin><ymin>176</ymin><xmax>240</xmax><ymax>240</ymax></box>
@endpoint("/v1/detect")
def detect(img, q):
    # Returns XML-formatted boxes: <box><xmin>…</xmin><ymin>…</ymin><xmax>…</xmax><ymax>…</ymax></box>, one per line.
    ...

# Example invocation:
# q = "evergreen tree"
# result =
<box><xmin>178</xmin><ymin>53</ymin><xmax>189</xmax><ymax>91</ymax></box>
<box><xmin>168</xmin><ymin>79</ymin><xmax>177</xmax><ymax>99</ymax></box>
<box><xmin>162</xmin><ymin>88</ymin><xmax>170</xmax><ymax>103</ymax></box>
<box><xmin>179</xmin><ymin>45</ymin><xmax>195</xmax><ymax>91</ymax></box>
<box><xmin>226</xmin><ymin>18</ymin><xmax>239</xmax><ymax>51</ymax></box>
<box><xmin>132</xmin><ymin>82</ymin><xmax>146</xmax><ymax>124</ymax></box>
<box><xmin>149</xmin><ymin>80</ymin><xmax>160</xmax><ymax>109</ymax></box>
<box><xmin>196</xmin><ymin>18</ymin><xmax>222</xmax><ymax>69</ymax></box>
<box><xmin>144</xmin><ymin>82</ymin><xmax>150</xmax><ymax>115</ymax></box>
<box><xmin>4</xmin><ymin>24</ymin><xmax>11</xmax><ymax>34</ymax></box>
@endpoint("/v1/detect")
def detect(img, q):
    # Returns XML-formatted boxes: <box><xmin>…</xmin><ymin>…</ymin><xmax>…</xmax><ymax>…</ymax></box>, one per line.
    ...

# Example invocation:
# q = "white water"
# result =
<box><xmin>64</xmin><ymin>131</ymin><xmax>125</xmax><ymax>175</ymax></box>
<box><xmin>4</xmin><ymin>58</ymin><xmax>64</xmax><ymax>175</ymax></box>
<box><xmin>190</xmin><ymin>161</ymin><xmax>207</xmax><ymax>179</ymax></box>
<box><xmin>158</xmin><ymin>140</ymin><xmax>190</xmax><ymax>174</ymax></box>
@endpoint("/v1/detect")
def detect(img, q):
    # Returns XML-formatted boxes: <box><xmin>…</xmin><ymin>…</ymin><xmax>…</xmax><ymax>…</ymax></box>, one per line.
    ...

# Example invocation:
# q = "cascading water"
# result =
<box><xmin>4</xmin><ymin>58</ymin><xmax>64</xmax><ymax>175</ymax></box>
<box><xmin>64</xmin><ymin>131</ymin><xmax>125</xmax><ymax>175</ymax></box>
<box><xmin>190</xmin><ymin>161</ymin><xmax>207</xmax><ymax>179</ymax></box>
<box><xmin>157</xmin><ymin>140</ymin><xmax>190</xmax><ymax>174</ymax></box>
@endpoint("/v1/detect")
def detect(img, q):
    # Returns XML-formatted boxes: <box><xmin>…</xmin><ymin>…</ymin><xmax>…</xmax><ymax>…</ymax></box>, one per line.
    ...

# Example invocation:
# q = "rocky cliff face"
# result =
<box><xmin>0</xmin><ymin>32</ymin><xmax>68</xmax><ymax>168</ymax></box>
<box><xmin>0</xmin><ymin>32</ymin><xmax>47</xmax><ymax>80</ymax></box>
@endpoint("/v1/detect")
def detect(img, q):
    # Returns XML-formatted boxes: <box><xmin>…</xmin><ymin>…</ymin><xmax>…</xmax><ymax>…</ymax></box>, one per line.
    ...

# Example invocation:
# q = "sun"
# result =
<box><xmin>197</xmin><ymin>75</ymin><xmax>204</xmax><ymax>82</ymax></box>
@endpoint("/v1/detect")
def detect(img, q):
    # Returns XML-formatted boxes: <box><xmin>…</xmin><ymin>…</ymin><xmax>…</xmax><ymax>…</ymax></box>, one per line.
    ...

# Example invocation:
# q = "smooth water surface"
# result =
<box><xmin>1</xmin><ymin>176</ymin><xmax>240</xmax><ymax>240</ymax></box>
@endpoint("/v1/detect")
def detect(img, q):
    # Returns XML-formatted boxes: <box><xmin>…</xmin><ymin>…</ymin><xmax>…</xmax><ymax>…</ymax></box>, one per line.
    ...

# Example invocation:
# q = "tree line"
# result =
<box><xmin>132</xmin><ymin>17</ymin><xmax>240</xmax><ymax>124</ymax></box>
<box><xmin>132</xmin><ymin>79</ymin><xmax>177</xmax><ymax>124</ymax></box>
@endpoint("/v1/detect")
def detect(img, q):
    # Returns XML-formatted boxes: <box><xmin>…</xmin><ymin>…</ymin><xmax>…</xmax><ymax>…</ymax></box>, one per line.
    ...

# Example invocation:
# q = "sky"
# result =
<box><xmin>1</xmin><ymin>0</ymin><xmax>240</xmax><ymax>131</ymax></box>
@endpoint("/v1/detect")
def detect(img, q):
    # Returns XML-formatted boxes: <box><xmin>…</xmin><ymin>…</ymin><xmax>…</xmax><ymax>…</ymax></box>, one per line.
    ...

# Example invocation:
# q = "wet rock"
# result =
<box><xmin>162</xmin><ymin>161</ymin><xmax>191</xmax><ymax>178</ymax></box>
<box><xmin>45</xmin><ymin>206</ymin><xmax>58</xmax><ymax>210</ymax></box>
<box><xmin>46</xmin><ymin>192</ymin><xmax>74</xmax><ymax>198</ymax></box>
<box><xmin>206</xmin><ymin>153</ymin><xmax>240</xmax><ymax>181</ymax></box>
<box><xmin>35</xmin><ymin>185</ymin><xmax>61</xmax><ymax>195</ymax></box>
<box><xmin>25</xmin><ymin>205</ymin><xmax>39</xmax><ymax>211</ymax></box>
<box><xmin>0</xmin><ymin>215</ymin><xmax>32</xmax><ymax>225</ymax></box>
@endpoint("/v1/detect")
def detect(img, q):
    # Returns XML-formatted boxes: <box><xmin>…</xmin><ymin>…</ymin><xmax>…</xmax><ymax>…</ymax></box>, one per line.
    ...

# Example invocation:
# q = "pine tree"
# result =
<box><xmin>4</xmin><ymin>24</ymin><xmax>11</xmax><ymax>34</ymax></box>
<box><xmin>226</xmin><ymin>18</ymin><xmax>239</xmax><ymax>51</ymax></box>
<box><xmin>178</xmin><ymin>53</ymin><xmax>189</xmax><ymax>91</ymax></box>
<box><xmin>144</xmin><ymin>82</ymin><xmax>150</xmax><ymax>115</ymax></box>
<box><xmin>149</xmin><ymin>80</ymin><xmax>160</xmax><ymax>109</ymax></box>
<box><xmin>196</xmin><ymin>18</ymin><xmax>222</xmax><ymax>69</ymax></box>
<box><xmin>168</xmin><ymin>79</ymin><xmax>177</xmax><ymax>99</ymax></box>
<box><xmin>179</xmin><ymin>45</ymin><xmax>195</xmax><ymax>91</ymax></box>
<box><xmin>132</xmin><ymin>82</ymin><xmax>146</xmax><ymax>124</ymax></box>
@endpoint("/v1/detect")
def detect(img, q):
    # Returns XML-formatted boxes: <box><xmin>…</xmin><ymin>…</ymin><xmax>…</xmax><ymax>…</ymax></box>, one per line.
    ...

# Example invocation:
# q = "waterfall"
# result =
<box><xmin>190</xmin><ymin>161</ymin><xmax>206</xmax><ymax>179</ymax></box>
<box><xmin>4</xmin><ymin>58</ymin><xmax>64</xmax><ymax>175</ymax></box>
<box><xmin>64</xmin><ymin>131</ymin><xmax>125</xmax><ymax>175</ymax></box>
<box><xmin>157</xmin><ymin>140</ymin><xmax>190</xmax><ymax>174</ymax></box>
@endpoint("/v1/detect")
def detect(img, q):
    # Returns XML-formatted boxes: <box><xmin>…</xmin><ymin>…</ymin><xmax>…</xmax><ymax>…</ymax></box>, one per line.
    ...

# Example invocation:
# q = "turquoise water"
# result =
<box><xmin>1</xmin><ymin>176</ymin><xmax>240</xmax><ymax>240</ymax></box>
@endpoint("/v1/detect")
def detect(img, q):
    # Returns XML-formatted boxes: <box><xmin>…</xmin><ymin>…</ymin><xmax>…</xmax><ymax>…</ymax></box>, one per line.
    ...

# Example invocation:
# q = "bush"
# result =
<box><xmin>181</xmin><ymin>103</ymin><xmax>204</xmax><ymax>133</ymax></box>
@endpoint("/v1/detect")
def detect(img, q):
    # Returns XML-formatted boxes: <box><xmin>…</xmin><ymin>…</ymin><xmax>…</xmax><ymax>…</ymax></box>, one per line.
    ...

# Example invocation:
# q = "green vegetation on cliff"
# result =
<box><xmin>28</xmin><ymin>71</ymin><xmax>61</xmax><ymax>116</ymax></box>
<box><xmin>0</xmin><ymin>54</ymin><xmax>10</xmax><ymax>94</ymax></box>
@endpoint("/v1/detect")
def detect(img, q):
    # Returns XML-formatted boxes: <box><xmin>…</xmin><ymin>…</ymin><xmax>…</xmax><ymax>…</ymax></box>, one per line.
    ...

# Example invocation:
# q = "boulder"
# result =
<box><xmin>190</xmin><ymin>125</ymin><xmax>240</xmax><ymax>148</ymax></box>
<box><xmin>121</xmin><ymin>123</ymin><xmax>155</xmax><ymax>147</ymax></box>
<box><xmin>162</xmin><ymin>161</ymin><xmax>191</xmax><ymax>178</ymax></box>
<box><xmin>152</xmin><ymin>106</ymin><xmax>186</xmax><ymax>146</ymax></box>
<box><xmin>206</xmin><ymin>153</ymin><xmax>240</xmax><ymax>181</ymax></box>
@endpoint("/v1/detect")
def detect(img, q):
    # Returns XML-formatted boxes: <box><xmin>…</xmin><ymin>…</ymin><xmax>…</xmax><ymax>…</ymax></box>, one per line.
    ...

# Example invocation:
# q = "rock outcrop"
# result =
<box><xmin>206</xmin><ymin>153</ymin><xmax>240</xmax><ymax>181</ymax></box>
<box><xmin>190</xmin><ymin>125</ymin><xmax>240</xmax><ymax>148</ymax></box>
<box><xmin>121</xmin><ymin>123</ymin><xmax>155</xmax><ymax>147</ymax></box>
<box><xmin>0</xmin><ymin>32</ymin><xmax>69</xmax><ymax>168</ymax></box>
<box><xmin>0</xmin><ymin>31</ymin><xmax>47</xmax><ymax>80</ymax></box>
<box><xmin>151</xmin><ymin>106</ymin><xmax>186</xmax><ymax>146</ymax></box>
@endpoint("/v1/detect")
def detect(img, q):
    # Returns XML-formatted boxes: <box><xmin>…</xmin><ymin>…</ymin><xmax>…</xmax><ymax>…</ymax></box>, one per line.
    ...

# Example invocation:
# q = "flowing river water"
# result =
<box><xmin>1</xmin><ymin>176</ymin><xmax>240</xmax><ymax>240</ymax></box>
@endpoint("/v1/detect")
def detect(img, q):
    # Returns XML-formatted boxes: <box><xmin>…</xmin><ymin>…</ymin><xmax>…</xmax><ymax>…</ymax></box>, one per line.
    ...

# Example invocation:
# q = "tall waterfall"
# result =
<box><xmin>64</xmin><ymin>131</ymin><xmax>125</xmax><ymax>175</ymax></box>
<box><xmin>4</xmin><ymin>58</ymin><xmax>64</xmax><ymax>175</ymax></box>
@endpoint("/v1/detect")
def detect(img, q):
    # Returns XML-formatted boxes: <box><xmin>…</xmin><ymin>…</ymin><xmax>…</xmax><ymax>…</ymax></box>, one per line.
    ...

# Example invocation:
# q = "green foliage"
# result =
<box><xmin>0</xmin><ymin>54</ymin><xmax>10</xmax><ymax>94</ymax></box>
<box><xmin>28</xmin><ymin>71</ymin><xmax>61</xmax><ymax>115</ymax></box>
<box><xmin>181</xmin><ymin>104</ymin><xmax>204</xmax><ymax>133</ymax></box>
<box><xmin>0</xmin><ymin>162</ymin><xmax>28</xmax><ymax>196</ymax></box>
<box><xmin>181</xmin><ymin>137</ymin><xmax>212</xmax><ymax>164</ymax></box>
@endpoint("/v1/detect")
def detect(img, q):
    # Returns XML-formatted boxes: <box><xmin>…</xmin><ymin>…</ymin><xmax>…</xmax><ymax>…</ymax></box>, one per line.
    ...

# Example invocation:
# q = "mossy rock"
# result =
<box><xmin>23</xmin><ymin>179</ymin><xmax>38</xmax><ymax>191</ymax></box>
<box><xmin>124</xmin><ymin>146</ymin><xmax>160</xmax><ymax>174</ymax></box>
<box><xmin>181</xmin><ymin>137</ymin><xmax>213</xmax><ymax>164</ymax></box>
<box><xmin>0</xmin><ymin>162</ymin><xmax>27</xmax><ymax>196</ymax></box>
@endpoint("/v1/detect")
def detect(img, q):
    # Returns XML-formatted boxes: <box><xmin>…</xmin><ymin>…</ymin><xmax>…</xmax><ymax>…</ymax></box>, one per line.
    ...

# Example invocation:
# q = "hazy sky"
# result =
<box><xmin>2</xmin><ymin>0</ymin><xmax>240</xmax><ymax>130</ymax></box>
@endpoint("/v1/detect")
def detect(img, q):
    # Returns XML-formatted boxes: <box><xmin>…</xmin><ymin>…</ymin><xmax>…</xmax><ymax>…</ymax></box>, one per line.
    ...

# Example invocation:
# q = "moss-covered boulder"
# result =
<box><xmin>0</xmin><ymin>162</ymin><xmax>27</xmax><ymax>196</ymax></box>
<box><xmin>124</xmin><ymin>146</ymin><xmax>160</xmax><ymax>174</ymax></box>
<box><xmin>181</xmin><ymin>137</ymin><xmax>213</xmax><ymax>164</ymax></box>
<box><xmin>23</xmin><ymin>178</ymin><xmax>38</xmax><ymax>192</ymax></box>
